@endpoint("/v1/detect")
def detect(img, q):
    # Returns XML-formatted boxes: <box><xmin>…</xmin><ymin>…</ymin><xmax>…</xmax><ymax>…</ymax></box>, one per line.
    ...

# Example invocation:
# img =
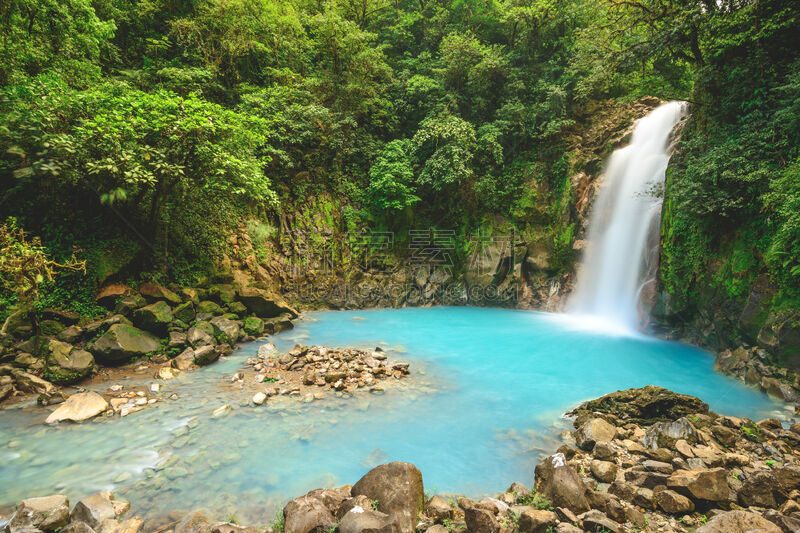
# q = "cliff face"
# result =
<box><xmin>221</xmin><ymin>98</ymin><xmax>664</xmax><ymax>313</ymax></box>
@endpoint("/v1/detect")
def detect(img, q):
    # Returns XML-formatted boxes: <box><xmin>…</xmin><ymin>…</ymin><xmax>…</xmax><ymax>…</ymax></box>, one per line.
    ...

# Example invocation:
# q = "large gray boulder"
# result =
<box><xmin>533</xmin><ymin>453</ymin><xmax>590</xmax><ymax>514</ymax></box>
<box><xmin>132</xmin><ymin>301</ymin><xmax>173</xmax><ymax>336</ymax></box>
<box><xmin>7</xmin><ymin>495</ymin><xmax>70</xmax><ymax>532</ymax></box>
<box><xmin>351</xmin><ymin>462</ymin><xmax>424</xmax><ymax>533</ymax></box>
<box><xmin>91</xmin><ymin>324</ymin><xmax>160</xmax><ymax>365</ymax></box>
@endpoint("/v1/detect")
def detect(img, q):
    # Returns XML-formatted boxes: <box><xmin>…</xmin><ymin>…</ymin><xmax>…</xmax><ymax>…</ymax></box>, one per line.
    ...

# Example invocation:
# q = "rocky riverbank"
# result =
<box><xmin>0</xmin><ymin>281</ymin><xmax>298</xmax><ymax>408</ymax></box>
<box><xmin>5</xmin><ymin>385</ymin><xmax>800</xmax><ymax>533</ymax></box>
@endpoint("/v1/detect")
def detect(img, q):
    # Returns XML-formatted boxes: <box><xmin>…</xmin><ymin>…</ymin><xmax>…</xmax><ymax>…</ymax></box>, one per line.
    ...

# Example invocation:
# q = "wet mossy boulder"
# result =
<box><xmin>90</xmin><ymin>324</ymin><xmax>161</xmax><ymax>365</ymax></box>
<box><xmin>173</xmin><ymin>301</ymin><xmax>196</xmax><ymax>323</ymax></box>
<box><xmin>243</xmin><ymin>317</ymin><xmax>265</xmax><ymax>336</ymax></box>
<box><xmin>264</xmin><ymin>315</ymin><xmax>294</xmax><ymax>334</ymax></box>
<box><xmin>44</xmin><ymin>339</ymin><xmax>95</xmax><ymax>384</ymax></box>
<box><xmin>238</xmin><ymin>287</ymin><xmax>298</xmax><ymax>319</ymax></box>
<box><xmin>569</xmin><ymin>386</ymin><xmax>709</xmax><ymax>425</ymax></box>
<box><xmin>132</xmin><ymin>301</ymin><xmax>173</xmax><ymax>335</ymax></box>
<box><xmin>187</xmin><ymin>321</ymin><xmax>216</xmax><ymax>347</ymax></box>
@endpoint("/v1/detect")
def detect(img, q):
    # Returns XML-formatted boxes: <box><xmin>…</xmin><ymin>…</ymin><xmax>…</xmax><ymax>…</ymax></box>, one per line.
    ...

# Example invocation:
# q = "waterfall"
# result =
<box><xmin>569</xmin><ymin>101</ymin><xmax>686</xmax><ymax>333</ymax></box>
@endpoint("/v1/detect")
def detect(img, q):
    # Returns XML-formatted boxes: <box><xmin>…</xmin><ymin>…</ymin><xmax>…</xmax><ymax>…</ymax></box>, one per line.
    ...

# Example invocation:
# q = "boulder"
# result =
<box><xmin>338</xmin><ymin>507</ymin><xmax>396</xmax><ymax>533</ymax></box>
<box><xmin>172</xmin><ymin>302</ymin><xmax>196</xmax><ymax>323</ymax></box>
<box><xmin>695</xmin><ymin>510</ymin><xmax>781</xmax><ymax>533</ymax></box>
<box><xmin>642</xmin><ymin>417</ymin><xmax>699</xmax><ymax>449</ymax></box>
<box><xmin>210</xmin><ymin>317</ymin><xmax>240</xmax><ymax>346</ymax></box>
<box><xmin>667</xmin><ymin>468</ymin><xmax>728</xmax><ymax>502</ymax></box>
<box><xmin>243</xmin><ymin>317</ymin><xmax>265</xmax><ymax>337</ymax></box>
<box><xmin>91</xmin><ymin>324</ymin><xmax>160</xmax><ymax>366</ymax></box>
<box><xmin>738</xmin><ymin>470</ymin><xmax>781</xmax><ymax>508</ymax></box>
<box><xmin>96</xmin><ymin>284</ymin><xmax>133</xmax><ymax>308</ymax></box>
<box><xmin>45</xmin><ymin>391</ymin><xmax>108</xmax><ymax>424</ymax></box>
<box><xmin>264</xmin><ymin>316</ymin><xmax>294</xmax><ymax>334</ymax></box>
<box><xmin>426</xmin><ymin>496</ymin><xmax>453</xmax><ymax>523</ymax></box>
<box><xmin>187</xmin><ymin>322</ymin><xmax>215</xmax><ymax>347</ymax></box>
<box><xmin>132</xmin><ymin>301</ymin><xmax>173</xmax><ymax>336</ymax></box>
<box><xmin>654</xmin><ymin>489</ymin><xmax>694</xmax><ymax>514</ymax></box>
<box><xmin>764</xmin><ymin>510</ymin><xmax>800</xmax><ymax>533</ymax></box>
<box><xmin>575</xmin><ymin>418</ymin><xmax>616</xmax><ymax>451</ymax></box>
<box><xmin>238</xmin><ymin>287</ymin><xmax>298</xmax><ymax>319</ymax></box>
<box><xmin>463</xmin><ymin>507</ymin><xmax>498</xmax><ymax>533</ymax></box>
<box><xmin>171</xmin><ymin>348</ymin><xmax>197</xmax><ymax>370</ymax></box>
<box><xmin>517</xmin><ymin>509</ymin><xmax>557</xmax><ymax>533</ymax></box>
<box><xmin>533</xmin><ymin>453</ymin><xmax>590</xmax><ymax>513</ymax></box>
<box><xmin>12</xmin><ymin>370</ymin><xmax>55</xmax><ymax>395</ymax></box>
<box><xmin>197</xmin><ymin>300</ymin><xmax>223</xmax><ymax>315</ymax></box>
<box><xmin>70</xmin><ymin>492</ymin><xmax>117</xmax><ymax>529</ymax></box>
<box><xmin>590</xmin><ymin>460</ymin><xmax>618</xmax><ymax>483</ymax></box>
<box><xmin>8</xmin><ymin>495</ymin><xmax>70</xmax><ymax>531</ymax></box>
<box><xmin>114</xmin><ymin>296</ymin><xmax>146</xmax><ymax>317</ymax></box>
<box><xmin>283</xmin><ymin>494</ymin><xmax>336</xmax><ymax>533</ymax></box>
<box><xmin>0</xmin><ymin>383</ymin><xmax>13</xmax><ymax>402</ymax></box>
<box><xmin>138</xmin><ymin>282</ymin><xmax>181</xmax><ymax>304</ymax></box>
<box><xmin>569</xmin><ymin>386</ymin><xmax>708</xmax><ymax>424</ymax></box>
<box><xmin>192</xmin><ymin>345</ymin><xmax>219</xmax><ymax>366</ymax></box>
<box><xmin>45</xmin><ymin>339</ymin><xmax>94</xmax><ymax>384</ymax></box>
<box><xmin>351</xmin><ymin>462</ymin><xmax>424</xmax><ymax>533</ymax></box>
<box><xmin>57</xmin><ymin>325</ymin><xmax>84</xmax><ymax>344</ymax></box>
<box><xmin>208</xmin><ymin>284</ymin><xmax>237</xmax><ymax>304</ymax></box>
<box><xmin>579</xmin><ymin>510</ymin><xmax>620</xmax><ymax>533</ymax></box>
<box><xmin>761</xmin><ymin>377</ymin><xmax>800</xmax><ymax>403</ymax></box>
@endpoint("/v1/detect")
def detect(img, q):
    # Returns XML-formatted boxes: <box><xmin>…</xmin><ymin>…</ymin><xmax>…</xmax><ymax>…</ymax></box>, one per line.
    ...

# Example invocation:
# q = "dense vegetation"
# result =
<box><xmin>0</xmin><ymin>0</ymin><xmax>797</xmax><ymax>338</ymax></box>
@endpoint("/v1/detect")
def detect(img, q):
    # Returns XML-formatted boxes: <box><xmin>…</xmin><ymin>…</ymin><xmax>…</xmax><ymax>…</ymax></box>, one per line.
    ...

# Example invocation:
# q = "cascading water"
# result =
<box><xmin>569</xmin><ymin>101</ymin><xmax>686</xmax><ymax>333</ymax></box>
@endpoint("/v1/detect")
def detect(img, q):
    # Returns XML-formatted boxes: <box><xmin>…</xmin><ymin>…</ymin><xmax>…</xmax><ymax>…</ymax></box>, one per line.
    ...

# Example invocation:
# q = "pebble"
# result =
<box><xmin>252</xmin><ymin>392</ymin><xmax>267</xmax><ymax>405</ymax></box>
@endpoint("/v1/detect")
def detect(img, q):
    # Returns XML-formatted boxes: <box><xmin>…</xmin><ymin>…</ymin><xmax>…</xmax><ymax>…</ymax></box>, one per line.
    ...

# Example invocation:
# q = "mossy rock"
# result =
<box><xmin>139</xmin><ymin>282</ymin><xmax>182</xmax><ymax>304</ymax></box>
<box><xmin>44</xmin><ymin>339</ymin><xmax>95</xmax><ymax>383</ymax></box>
<box><xmin>39</xmin><ymin>319</ymin><xmax>65</xmax><ymax>336</ymax></box>
<box><xmin>115</xmin><ymin>294</ymin><xmax>147</xmax><ymax>316</ymax></box>
<box><xmin>194</xmin><ymin>320</ymin><xmax>216</xmax><ymax>338</ymax></box>
<box><xmin>90</xmin><ymin>324</ymin><xmax>161</xmax><ymax>366</ymax></box>
<box><xmin>568</xmin><ymin>386</ymin><xmax>709</xmax><ymax>425</ymax></box>
<box><xmin>173</xmin><ymin>301</ymin><xmax>196</xmax><ymax>323</ymax></box>
<box><xmin>237</xmin><ymin>287</ymin><xmax>298</xmax><ymax>319</ymax></box>
<box><xmin>197</xmin><ymin>300</ymin><xmax>223</xmax><ymax>315</ymax></box>
<box><xmin>132</xmin><ymin>301</ymin><xmax>174</xmax><ymax>336</ymax></box>
<box><xmin>209</xmin><ymin>284</ymin><xmax>237</xmax><ymax>304</ymax></box>
<box><xmin>243</xmin><ymin>317</ymin><xmax>265</xmax><ymax>336</ymax></box>
<box><xmin>227</xmin><ymin>301</ymin><xmax>248</xmax><ymax>317</ymax></box>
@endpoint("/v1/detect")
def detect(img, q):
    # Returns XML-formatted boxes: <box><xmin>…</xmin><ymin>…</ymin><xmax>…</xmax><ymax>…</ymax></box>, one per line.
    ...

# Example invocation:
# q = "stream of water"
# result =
<box><xmin>0</xmin><ymin>307</ymin><xmax>788</xmax><ymax>525</ymax></box>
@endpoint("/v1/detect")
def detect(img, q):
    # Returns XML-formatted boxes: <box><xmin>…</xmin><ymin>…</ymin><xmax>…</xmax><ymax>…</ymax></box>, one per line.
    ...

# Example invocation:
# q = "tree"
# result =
<box><xmin>0</xmin><ymin>219</ymin><xmax>85</xmax><ymax>340</ymax></box>
<box><xmin>0</xmin><ymin>0</ymin><xmax>115</xmax><ymax>86</ymax></box>
<box><xmin>365</xmin><ymin>139</ymin><xmax>419</xmax><ymax>213</ymax></box>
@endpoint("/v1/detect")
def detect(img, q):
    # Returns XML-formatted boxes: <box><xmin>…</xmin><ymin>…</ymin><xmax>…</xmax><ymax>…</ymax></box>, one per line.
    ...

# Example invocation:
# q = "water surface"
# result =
<box><xmin>0</xmin><ymin>307</ymin><xmax>787</xmax><ymax>524</ymax></box>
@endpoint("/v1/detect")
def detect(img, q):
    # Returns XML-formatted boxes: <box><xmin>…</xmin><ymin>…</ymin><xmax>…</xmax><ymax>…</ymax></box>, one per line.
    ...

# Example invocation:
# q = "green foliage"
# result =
<box><xmin>365</xmin><ymin>139</ymin><xmax>419</xmax><ymax>213</ymax></box>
